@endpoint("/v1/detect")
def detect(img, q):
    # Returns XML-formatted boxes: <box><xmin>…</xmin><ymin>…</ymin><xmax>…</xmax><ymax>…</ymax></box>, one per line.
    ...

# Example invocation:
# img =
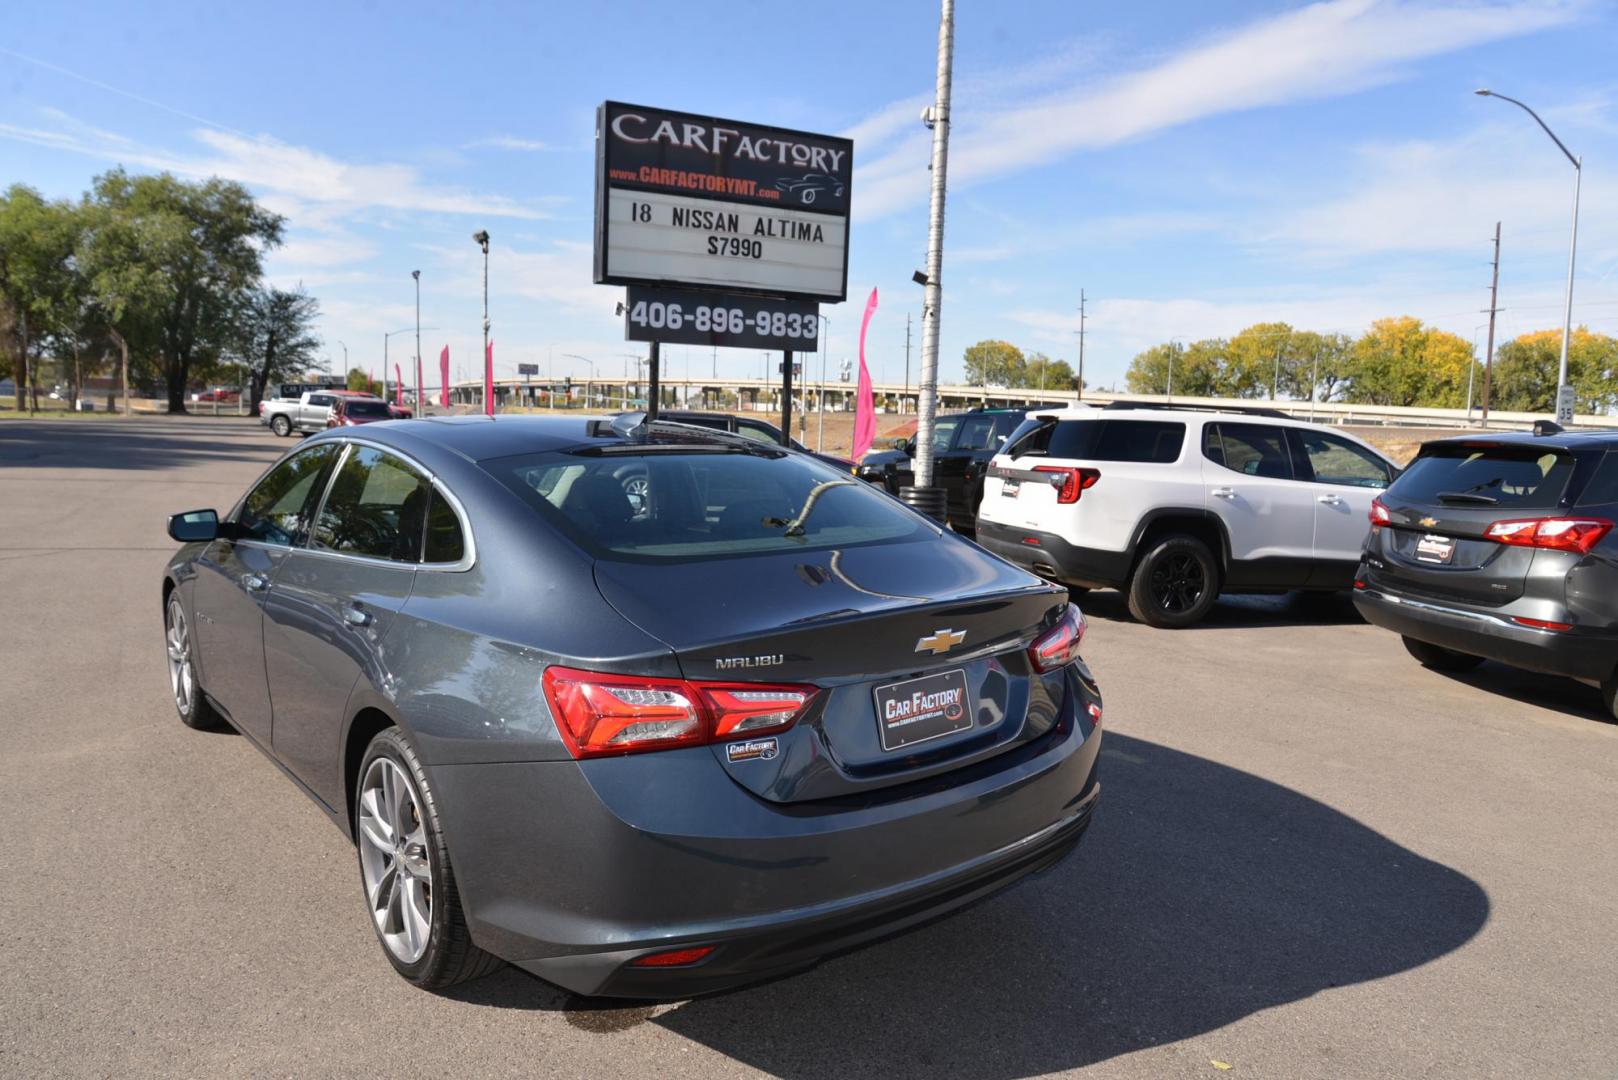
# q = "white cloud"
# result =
<box><xmin>0</xmin><ymin>110</ymin><xmax>551</xmax><ymax>220</ymax></box>
<box><xmin>466</xmin><ymin>135</ymin><xmax>556</xmax><ymax>152</ymax></box>
<box><xmin>851</xmin><ymin>0</ymin><xmax>1581</xmax><ymax>219</ymax></box>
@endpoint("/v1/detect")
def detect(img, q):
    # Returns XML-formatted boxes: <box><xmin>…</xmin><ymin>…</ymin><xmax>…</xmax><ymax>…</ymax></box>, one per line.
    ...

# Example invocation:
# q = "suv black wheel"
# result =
<box><xmin>1401</xmin><ymin>635</ymin><xmax>1485</xmax><ymax>673</ymax></box>
<box><xmin>1128</xmin><ymin>536</ymin><xmax>1219</xmax><ymax>628</ymax></box>
<box><xmin>270</xmin><ymin>413</ymin><xmax>292</xmax><ymax>437</ymax></box>
<box><xmin>355</xmin><ymin>728</ymin><xmax>502</xmax><ymax>989</ymax></box>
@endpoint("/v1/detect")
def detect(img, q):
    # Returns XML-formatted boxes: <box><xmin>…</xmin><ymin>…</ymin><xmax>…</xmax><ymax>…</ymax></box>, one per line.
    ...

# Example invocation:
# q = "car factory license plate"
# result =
<box><xmin>1001</xmin><ymin>477</ymin><xmax>1021</xmax><ymax>497</ymax></box>
<box><xmin>874</xmin><ymin>669</ymin><xmax>973</xmax><ymax>751</ymax></box>
<box><xmin>1415</xmin><ymin>533</ymin><xmax>1456</xmax><ymax>564</ymax></box>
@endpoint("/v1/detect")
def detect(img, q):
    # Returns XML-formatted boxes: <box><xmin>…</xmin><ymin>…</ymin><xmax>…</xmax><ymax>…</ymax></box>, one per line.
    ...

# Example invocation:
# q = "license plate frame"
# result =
<box><xmin>873</xmin><ymin>668</ymin><xmax>973</xmax><ymax>751</ymax></box>
<box><xmin>1415</xmin><ymin>533</ymin><xmax>1456</xmax><ymax>564</ymax></box>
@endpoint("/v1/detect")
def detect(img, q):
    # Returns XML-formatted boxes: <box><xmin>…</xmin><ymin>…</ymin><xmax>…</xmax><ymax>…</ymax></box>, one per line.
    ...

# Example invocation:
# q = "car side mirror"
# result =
<box><xmin>168</xmin><ymin>509</ymin><xmax>220</xmax><ymax>543</ymax></box>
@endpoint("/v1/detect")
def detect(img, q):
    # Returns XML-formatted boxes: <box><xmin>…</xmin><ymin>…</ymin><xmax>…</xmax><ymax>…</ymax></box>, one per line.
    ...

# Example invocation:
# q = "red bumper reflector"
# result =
<box><xmin>1021</xmin><ymin>536</ymin><xmax>1041</xmax><ymax>546</ymax></box>
<box><xmin>1511</xmin><ymin>616</ymin><xmax>1573</xmax><ymax>632</ymax></box>
<box><xmin>1353</xmin><ymin>579</ymin><xmax>1367</xmax><ymax>590</ymax></box>
<box><xmin>629</xmin><ymin>946</ymin><xmax>716</xmax><ymax>968</ymax></box>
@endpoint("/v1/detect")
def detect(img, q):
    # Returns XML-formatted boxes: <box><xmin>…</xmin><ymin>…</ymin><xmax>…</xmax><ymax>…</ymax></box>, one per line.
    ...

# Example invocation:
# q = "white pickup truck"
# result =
<box><xmin>260</xmin><ymin>390</ymin><xmax>343</xmax><ymax>437</ymax></box>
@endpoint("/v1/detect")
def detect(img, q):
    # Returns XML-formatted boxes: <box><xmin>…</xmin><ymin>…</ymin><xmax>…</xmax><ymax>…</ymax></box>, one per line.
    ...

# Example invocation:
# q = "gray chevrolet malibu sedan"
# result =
<box><xmin>161</xmin><ymin>415</ymin><xmax>1102</xmax><ymax>997</ymax></box>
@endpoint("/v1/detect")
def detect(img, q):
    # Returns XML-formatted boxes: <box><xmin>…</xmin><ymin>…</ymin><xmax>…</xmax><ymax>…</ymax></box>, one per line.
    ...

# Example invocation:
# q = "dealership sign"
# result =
<box><xmin>594</xmin><ymin>102</ymin><xmax>853</xmax><ymax>303</ymax></box>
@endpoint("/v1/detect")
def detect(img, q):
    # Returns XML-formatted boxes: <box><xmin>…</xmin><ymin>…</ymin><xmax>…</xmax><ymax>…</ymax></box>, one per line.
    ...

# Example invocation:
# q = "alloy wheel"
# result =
<box><xmin>166</xmin><ymin>598</ymin><xmax>195</xmax><ymax>715</ymax></box>
<box><xmin>357</xmin><ymin>756</ymin><xmax>434</xmax><ymax>964</ymax></box>
<box><xmin>1150</xmin><ymin>552</ymin><xmax>1206</xmax><ymax>614</ymax></box>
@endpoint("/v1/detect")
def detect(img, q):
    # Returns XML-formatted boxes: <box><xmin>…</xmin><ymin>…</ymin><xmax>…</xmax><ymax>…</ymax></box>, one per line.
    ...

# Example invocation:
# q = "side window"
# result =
<box><xmin>311</xmin><ymin>446</ymin><xmax>431</xmax><ymax>563</ymax></box>
<box><xmin>1297</xmin><ymin>431</ymin><xmax>1391</xmax><ymax>489</ymax></box>
<box><xmin>735</xmin><ymin>422</ymin><xmax>781</xmax><ymax>445</ymax></box>
<box><xmin>953</xmin><ymin>415</ymin><xmax>1000</xmax><ymax>451</ymax></box>
<box><xmin>423</xmin><ymin>488</ymin><xmax>467</xmax><ymax>563</ymax></box>
<box><xmin>1208</xmin><ymin>423</ymin><xmax>1294</xmax><ymax>480</ymax></box>
<box><xmin>235</xmin><ymin>444</ymin><xmax>339</xmax><ymax>546</ymax></box>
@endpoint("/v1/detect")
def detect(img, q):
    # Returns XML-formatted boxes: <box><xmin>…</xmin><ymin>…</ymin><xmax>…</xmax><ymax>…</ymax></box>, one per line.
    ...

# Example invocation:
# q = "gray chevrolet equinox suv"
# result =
<box><xmin>1354</xmin><ymin>425</ymin><xmax>1618</xmax><ymax>719</ymax></box>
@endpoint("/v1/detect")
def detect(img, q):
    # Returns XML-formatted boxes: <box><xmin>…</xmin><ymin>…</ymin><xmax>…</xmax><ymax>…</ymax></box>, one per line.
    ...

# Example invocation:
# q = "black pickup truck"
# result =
<box><xmin>859</xmin><ymin>407</ymin><xmax>1034</xmax><ymax>534</ymax></box>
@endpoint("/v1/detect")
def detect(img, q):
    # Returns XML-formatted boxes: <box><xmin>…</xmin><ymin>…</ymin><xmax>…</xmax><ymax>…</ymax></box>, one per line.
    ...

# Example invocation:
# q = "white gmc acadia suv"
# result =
<box><xmin>975</xmin><ymin>404</ymin><xmax>1399</xmax><ymax>627</ymax></box>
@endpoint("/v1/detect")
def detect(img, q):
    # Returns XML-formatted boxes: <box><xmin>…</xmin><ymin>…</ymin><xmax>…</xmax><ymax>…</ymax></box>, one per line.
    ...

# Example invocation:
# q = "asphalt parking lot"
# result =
<box><xmin>3</xmin><ymin>416</ymin><xmax>1617</xmax><ymax>1079</ymax></box>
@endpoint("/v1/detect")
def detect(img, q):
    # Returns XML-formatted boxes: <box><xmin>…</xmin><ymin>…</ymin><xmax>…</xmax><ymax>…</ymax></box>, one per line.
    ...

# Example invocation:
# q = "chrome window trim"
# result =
<box><xmin>296</xmin><ymin>437</ymin><xmax>477</xmax><ymax>573</ymax></box>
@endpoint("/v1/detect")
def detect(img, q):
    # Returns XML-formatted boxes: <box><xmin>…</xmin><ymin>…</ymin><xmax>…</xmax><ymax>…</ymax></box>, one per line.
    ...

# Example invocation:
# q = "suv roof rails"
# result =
<box><xmin>1101</xmin><ymin>401</ymin><xmax>1292</xmax><ymax>420</ymax></box>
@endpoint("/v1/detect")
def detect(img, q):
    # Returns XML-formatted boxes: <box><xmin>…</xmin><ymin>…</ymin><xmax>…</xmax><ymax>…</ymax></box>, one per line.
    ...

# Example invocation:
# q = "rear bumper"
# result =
<box><xmin>425</xmin><ymin>676</ymin><xmax>1101</xmax><ymax>999</ymax></box>
<box><xmin>1354</xmin><ymin>586</ymin><xmax>1618</xmax><ymax>681</ymax></box>
<box><xmin>976</xmin><ymin>520</ymin><xmax>1132</xmax><ymax>589</ymax></box>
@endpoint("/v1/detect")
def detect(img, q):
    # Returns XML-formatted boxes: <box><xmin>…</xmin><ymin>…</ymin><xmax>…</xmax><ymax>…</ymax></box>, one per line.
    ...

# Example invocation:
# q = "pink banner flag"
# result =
<box><xmin>852</xmin><ymin>287</ymin><xmax>879</xmax><ymax>463</ymax></box>
<box><xmin>439</xmin><ymin>346</ymin><xmax>450</xmax><ymax>408</ymax></box>
<box><xmin>484</xmin><ymin>340</ymin><xmax>495</xmax><ymax>416</ymax></box>
<box><xmin>393</xmin><ymin>364</ymin><xmax>403</xmax><ymax>407</ymax></box>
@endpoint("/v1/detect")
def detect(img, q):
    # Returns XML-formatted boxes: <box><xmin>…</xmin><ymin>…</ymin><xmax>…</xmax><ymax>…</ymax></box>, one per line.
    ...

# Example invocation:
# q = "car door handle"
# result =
<box><xmin>1317</xmin><ymin>494</ymin><xmax>1345</xmax><ymax>506</ymax></box>
<box><xmin>343</xmin><ymin>606</ymin><xmax>373</xmax><ymax>628</ymax></box>
<box><xmin>241</xmin><ymin>573</ymin><xmax>268</xmax><ymax>592</ymax></box>
<box><xmin>1212</xmin><ymin>487</ymin><xmax>1236</xmax><ymax>499</ymax></box>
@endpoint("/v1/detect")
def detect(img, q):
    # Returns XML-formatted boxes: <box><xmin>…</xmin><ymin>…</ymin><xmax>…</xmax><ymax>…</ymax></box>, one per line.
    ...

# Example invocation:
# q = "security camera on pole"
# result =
<box><xmin>903</xmin><ymin>0</ymin><xmax>955</xmax><ymax>523</ymax></box>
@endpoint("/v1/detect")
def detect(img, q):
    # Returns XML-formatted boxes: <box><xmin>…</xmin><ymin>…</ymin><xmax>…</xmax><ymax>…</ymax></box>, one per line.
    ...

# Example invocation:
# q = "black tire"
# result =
<box><xmin>165</xmin><ymin>593</ymin><xmax>225</xmax><ymax>731</ymax></box>
<box><xmin>1401</xmin><ymin>635</ymin><xmax>1485</xmax><ymax>673</ymax></box>
<box><xmin>355</xmin><ymin>728</ymin><xmax>502</xmax><ymax>990</ymax></box>
<box><xmin>270</xmin><ymin>413</ymin><xmax>291</xmax><ymax>437</ymax></box>
<box><xmin>1600</xmin><ymin>676</ymin><xmax>1618</xmax><ymax>724</ymax></box>
<box><xmin>1127</xmin><ymin>535</ymin><xmax>1220</xmax><ymax>628</ymax></box>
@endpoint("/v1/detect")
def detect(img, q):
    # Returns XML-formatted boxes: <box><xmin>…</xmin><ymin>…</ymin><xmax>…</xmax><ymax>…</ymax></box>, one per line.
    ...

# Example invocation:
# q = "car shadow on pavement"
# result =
<box><xmin>1077</xmin><ymin>587</ymin><xmax>1365</xmax><ymax>629</ymax></box>
<box><xmin>450</xmin><ymin>734</ymin><xmax>1489</xmax><ymax>1077</ymax></box>
<box><xmin>0</xmin><ymin>419</ymin><xmax>278</xmax><ymax>472</ymax></box>
<box><xmin>1431</xmin><ymin>662</ymin><xmax>1615</xmax><ymax>725</ymax></box>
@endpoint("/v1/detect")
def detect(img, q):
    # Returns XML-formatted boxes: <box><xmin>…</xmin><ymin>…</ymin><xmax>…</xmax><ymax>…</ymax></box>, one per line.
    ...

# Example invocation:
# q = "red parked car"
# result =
<box><xmin>326</xmin><ymin>397</ymin><xmax>397</xmax><ymax>427</ymax></box>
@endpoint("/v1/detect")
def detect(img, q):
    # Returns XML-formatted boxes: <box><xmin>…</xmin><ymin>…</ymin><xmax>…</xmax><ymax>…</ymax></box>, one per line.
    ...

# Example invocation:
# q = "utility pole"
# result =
<box><xmin>903</xmin><ymin>313</ymin><xmax>913</xmax><ymax>412</ymax></box>
<box><xmin>1076</xmin><ymin>289</ymin><xmax>1086</xmax><ymax>401</ymax></box>
<box><xmin>1481</xmin><ymin>221</ymin><xmax>1502</xmax><ymax>426</ymax></box>
<box><xmin>411</xmin><ymin>271</ymin><xmax>423</xmax><ymax>413</ymax></box>
<box><xmin>912</xmin><ymin>0</ymin><xmax>954</xmax><ymax>495</ymax></box>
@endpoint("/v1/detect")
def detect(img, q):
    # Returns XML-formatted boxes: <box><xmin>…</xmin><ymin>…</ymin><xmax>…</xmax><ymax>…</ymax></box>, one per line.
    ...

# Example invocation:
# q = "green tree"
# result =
<box><xmin>962</xmin><ymin>339</ymin><xmax>1025</xmax><ymax>387</ymax></box>
<box><xmin>0</xmin><ymin>185</ymin><xmax>81</xmax><ymax>412</ymax></box>
<box><xmin>1340</xmin><ymin>317</ymin><xmax>1477</xmax><ymax>407</ymax></box>
<box><xmin>1021</xmin><ymin>351</ymin><xmax>1075</xmax><ymax>391</ymax></box>
<box><xmin>1488</xmin><ymin>328</ymin><xmax>1618</xmax><ymax>414</ymax></box>
<box><xmin>76</xmin><ymin>169</ymin><xmax>283</xmax><ymax>412</ymax></box>
<box><xmin>1223</xmin><ymin>323</ymin><xmax>1325</xmax><ymax>399</ymax></box>
<box><xmin>1125</xmin><ymin>342</ymin><xmax>1181</xmax><ymax>395</ymax></box>
<box><xmin>345</xmin><ymin>365</ymin><xmax>382</xmax><ymax>397</ymax></box>
<box><xmin>230</xmin><ymin>287</ymin><xmax>322</xmax><ymax>411</ymax></box>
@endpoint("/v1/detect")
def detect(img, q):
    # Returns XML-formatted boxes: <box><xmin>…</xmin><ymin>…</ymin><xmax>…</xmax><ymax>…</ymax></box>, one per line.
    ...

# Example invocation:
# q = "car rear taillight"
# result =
<box><xmin>542</xmin><ymin>666</ymin><xmax>816</xmax><ymax>759</ymax></box>
<box><xmin>1033</xmin><ymin>466</ymin><xmax>1100</xmax><ymax>504</ymax></box>
<box><xmin>1369</xmin><ymin>497</ymin><xmax>1391</xmax><ymax>526</ymax></box>
<box><xmin>1511</xmin><ymin>616</ymin><xmax>1573</xmax><ymax>631</ymax></box>
<box><xmin>1484</xmin><ymin>517</ymin><xmax>1613</xmax><ymax>555</ymax></box>
<box><xmin>1028</xmin><ymin>605</ymin><xmax>1086</xmax><ymax>673</ymax></box>
<box><xmin>629</xmin><ymin>946</ymin><xmax>715</xmax><ymax>967</ymax></box>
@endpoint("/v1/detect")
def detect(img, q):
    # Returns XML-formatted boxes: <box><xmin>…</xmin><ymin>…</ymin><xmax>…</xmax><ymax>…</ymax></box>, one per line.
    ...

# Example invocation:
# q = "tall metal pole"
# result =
<box><xmin>1076</xmin><ymin>289</ymin><xmax>1086</xmax><ymax>401</ymax></box>
<box><xmin>648</xmin><ymin>341</ymin><xmax>660</xmax><ymax>419</ymax></box>
<box><xmin>1559</xmin><ymin>158</ymin><xmax>1581</xmax><ymax>416</ymax></box>
<box><xmin>411</xmin><ymin>271</ymin><xmax>422</xmax><ymax>414</ymax></box>
<box><xmin>903</xmin><ymin>313</ymin><xmax>912</xmax><ymax>412</ymax></box>
<box><xmin>913</xmin><ymin>0</ymin><xmax>954</xmax><ymax>491</ymax></box>
<box><xmin>780</xmin><ymin>350</ymin><xmax>794</xmax><ymax>446</ymax></box>
<box><xmin>816</xmin><ymin>314</ymin><xmax>830</xmax><ymax>451</ymax></box>
<box><xmin>1482</xmin><ymin>221</ymin><xmax>1501</xmax><ymax>425</ymax></box>
<box><xmin>1475</xmin><ymin>89</ymin><xmax>1581</xmax><ymax>421</ymax></box>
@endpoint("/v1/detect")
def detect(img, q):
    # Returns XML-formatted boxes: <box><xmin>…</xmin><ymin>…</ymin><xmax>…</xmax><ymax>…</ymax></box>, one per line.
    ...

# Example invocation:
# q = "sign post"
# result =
<box><xmin>595</xmin><ymin>101</ymin><xmax>851</xmax><ymax>436</ymax></box>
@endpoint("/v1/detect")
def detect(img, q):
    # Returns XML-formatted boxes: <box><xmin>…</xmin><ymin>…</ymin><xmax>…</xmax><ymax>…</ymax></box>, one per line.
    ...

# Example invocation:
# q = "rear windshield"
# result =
<box><xmin>1005</xmin><ymin>418</ymin><xmax>1184</xmax><ymax>463</ymax></box>
<box><xmin>343</xmin><ymin>400</ymin><xmax>391</xmax><ymax>418</ymax></box>
<box><xmin>483</xmin><ymin>448</ymin><xmax>929</xmax><ymax>561</ymax></box>
<box><xmin>1390</xmin><ymin>444</ymin><xmax>1576</xmax><ymax>510</ymax></box>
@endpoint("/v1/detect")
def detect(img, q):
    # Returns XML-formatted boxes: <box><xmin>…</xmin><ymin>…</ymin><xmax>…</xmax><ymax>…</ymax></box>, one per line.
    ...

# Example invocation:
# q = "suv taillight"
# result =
<box><xmin>1028</xmin><ymin>605</ymin><xmax>1086</xmax><ymax>672</ymax></box>
<box><xmin>1484</xmin><ymin>517</ymin><xmax>1613</xmax><ymax>555</ymax></box>
<box><xmin>1369</xmin><ymin>496</ymin><xmax>1391</xmax><ymax>525</ymax></box>
<box><xmin>1033</xmin><ymin>466</ymin><xmax>1100</xmax><ymax>504</ymax></box>
<box><xmin>541</xmin><ymin>666</ymin><xmax>816</xmax><ymax>759</ymax></box>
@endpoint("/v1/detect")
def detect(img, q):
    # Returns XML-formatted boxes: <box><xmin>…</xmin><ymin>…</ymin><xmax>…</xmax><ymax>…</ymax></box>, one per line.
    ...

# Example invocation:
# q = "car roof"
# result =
<box><xmin>331</xmin><ymin>414</ymin><xmax>774</xmax><ymax>464</ymax></box>
<box><xmin>1421</xmin><ymin>428</ymin><xmax>1618</xmax><ymax>453</ymax></box>
<box><xmin>1011</xmin><ymin>405</ymin><xmax>1396</xmax><ymax>459</ymax></box>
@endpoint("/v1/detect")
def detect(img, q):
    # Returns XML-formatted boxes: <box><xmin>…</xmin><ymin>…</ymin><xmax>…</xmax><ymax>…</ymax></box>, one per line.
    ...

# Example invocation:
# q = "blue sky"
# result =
<box><xmin>3</xmin><ymin>0</ymin><xmax>1615</xmax><ymax>392</ymax></box>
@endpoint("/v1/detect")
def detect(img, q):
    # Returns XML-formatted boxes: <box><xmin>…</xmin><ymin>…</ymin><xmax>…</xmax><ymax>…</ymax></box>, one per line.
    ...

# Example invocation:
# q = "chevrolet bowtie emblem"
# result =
<box><xmin>1420</xmin><ymin>516</ymin><xmax>1438</xmax><ymax>528</ymax></box>
<box><xmin>916</xmin><ymin>629</ymin><xmax>967</xmax><ymax>655</ymax></box>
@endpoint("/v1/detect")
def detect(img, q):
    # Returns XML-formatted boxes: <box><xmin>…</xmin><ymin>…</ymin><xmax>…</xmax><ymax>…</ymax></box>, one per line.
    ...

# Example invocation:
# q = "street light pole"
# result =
<box><xmin>472</xmin><ymin>231</ymin><xmax>491</xmax><ymax>416</ymax></box>
<box><xmin>411</xmin><ymin>271</ymin><xmax>423</xmax><ymax>414</ymax></box>
<box><xmin>1476</xmin><ymin>88</ymin><xmax>1582</xmax><ymax>422</ymax></box>
<box><xmin>563</xmin><ymin>353</ymin><xmax>594</xmax><ymax>410</ymax></box>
